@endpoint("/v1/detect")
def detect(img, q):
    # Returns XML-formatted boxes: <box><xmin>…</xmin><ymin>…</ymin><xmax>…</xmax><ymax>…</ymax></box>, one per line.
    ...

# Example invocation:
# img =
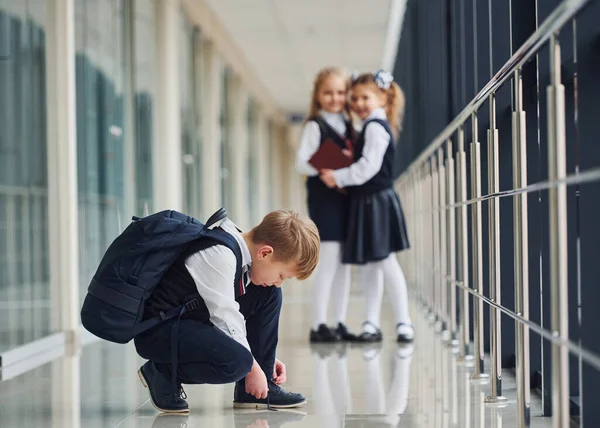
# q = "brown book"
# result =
<box><xmin>308</xmin><ymin>139</ymin><xmax>353</xmax><ymax>171</ymax></box>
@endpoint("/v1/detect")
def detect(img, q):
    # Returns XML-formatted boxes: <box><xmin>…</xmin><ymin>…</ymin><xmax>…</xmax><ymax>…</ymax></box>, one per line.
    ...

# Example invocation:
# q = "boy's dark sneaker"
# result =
<box><xmin>335</xmin><ymin>323</ymin><xmax>358</xmax><ymax>341</ymax></box>
<box><xmin>138</xmin><ymin>361</ymin><xmax>190</xmax><ymax>414</ymax></box>
<box><xmin>309</xmin><ymin>324</ymin><xmax>339</xmax><ymax>342</ymax></box>
<box><xmin>233</xmin><ymin>379</ymin><xmax>307</xmax><ymax>409</ymax></box>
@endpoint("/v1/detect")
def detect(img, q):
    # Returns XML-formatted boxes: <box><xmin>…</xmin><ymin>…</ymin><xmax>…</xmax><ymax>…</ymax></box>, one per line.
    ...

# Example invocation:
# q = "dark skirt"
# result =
<box><xmin>342</xmin><ymin>187</ymin><xmax>410</xmax><ymax>264</ymax></box>
<box><xmin>306</xmin><ymin>178</ymin><xmax>348</xmax><ymax>242</ymax></box>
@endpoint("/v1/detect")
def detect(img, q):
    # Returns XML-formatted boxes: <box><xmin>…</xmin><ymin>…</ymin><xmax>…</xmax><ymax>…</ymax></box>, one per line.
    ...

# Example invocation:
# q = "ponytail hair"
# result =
<box><xmin>350</xmin><ymin>70</ymin><xmax>405</xmax><ymax>139</ymax></box>
<box><xmin>386</xmin><ymin>82</ymin><xmax>405</xmax><ymax>138</ymax></box>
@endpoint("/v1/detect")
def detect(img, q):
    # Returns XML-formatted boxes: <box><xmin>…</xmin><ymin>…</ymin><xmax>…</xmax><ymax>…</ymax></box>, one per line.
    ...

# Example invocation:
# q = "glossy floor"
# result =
<box><xmin>0</xmin><ymin>282</ymin><xmax>554</xmax><ymax>427</ymax></box>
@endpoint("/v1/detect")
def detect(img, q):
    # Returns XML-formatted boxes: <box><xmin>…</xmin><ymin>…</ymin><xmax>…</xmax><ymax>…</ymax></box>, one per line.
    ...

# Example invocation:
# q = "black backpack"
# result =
<box><xmin>81</xmin><ymin>208</ymin><xmax>243</xmax><ymax>343</ymax></box>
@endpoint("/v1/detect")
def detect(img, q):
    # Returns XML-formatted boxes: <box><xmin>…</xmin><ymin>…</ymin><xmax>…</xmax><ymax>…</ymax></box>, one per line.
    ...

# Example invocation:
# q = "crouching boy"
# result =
<box><xmin>134</xmin><ymin>210</ymin><xmax>320</xmax><ymax>413</ymax></box>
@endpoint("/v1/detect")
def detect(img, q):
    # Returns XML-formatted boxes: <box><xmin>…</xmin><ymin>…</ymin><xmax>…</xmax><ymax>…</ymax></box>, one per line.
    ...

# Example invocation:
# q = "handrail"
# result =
<box><xmin>403</xmin><ymin>0</ymin><xmax>593</xmax><ymax>174</ymax></box>
<box><xmin>445</xmin><ymin>278</ymin><xmax>600</xmax><ymax>373</ymax></box>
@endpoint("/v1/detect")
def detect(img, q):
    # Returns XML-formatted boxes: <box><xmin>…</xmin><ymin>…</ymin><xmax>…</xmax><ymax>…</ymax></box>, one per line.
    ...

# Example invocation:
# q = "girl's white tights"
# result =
<box><xmin>362</xmin><ymin>254</ymin><xmax>411</xmax><ymax>332</ymax></box>
<box><xmin>311</xmin><ymin>242</ymin><xmax>351</xmax><ymax>330</ymax></box>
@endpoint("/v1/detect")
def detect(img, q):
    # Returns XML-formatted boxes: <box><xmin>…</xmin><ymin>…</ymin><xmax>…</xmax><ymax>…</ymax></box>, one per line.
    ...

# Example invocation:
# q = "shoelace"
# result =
<box><xmin>266</xmin><ymin>380</ymin><xmax>278</xmax><ymax>411</ymax></box>
<box><xmin>178</xmin><ymin>386</ymin><xmax>187</xmax><ymax>400</ymax></box>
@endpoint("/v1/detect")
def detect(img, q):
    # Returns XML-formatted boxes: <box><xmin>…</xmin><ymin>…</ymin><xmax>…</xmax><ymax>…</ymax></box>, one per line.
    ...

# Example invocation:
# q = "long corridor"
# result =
<box><xmin>0</xmin><ymin>280</ymin><xmax>553</xmax><ymax>428</ymax></box>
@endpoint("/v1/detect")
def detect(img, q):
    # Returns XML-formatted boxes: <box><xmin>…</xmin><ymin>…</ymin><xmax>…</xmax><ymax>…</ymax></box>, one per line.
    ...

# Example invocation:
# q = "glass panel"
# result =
<box><xmin>180</xmin><ymin>14</ymin><xmax>201</xmax><ymax>218</ymax></box>
<box><xmin>220</xmin><ymin>66</ymin><xmax>232</xmax><ymax>212</ymax></box>
<box><xmin>0</xmin><ymin>1</ymin><xmax>52</xmax><ymax>352</ymax></box>
<box><xmin>247</xmin><ymin>98</ymin><xmax>259</xmax><ymax>225</ymax></box>
<box><xmin>268</xmin><ymin>120</ymin><xmax>275</xmax><ymax>211</ymax></box>
<box><xmin>75</xmin><ymin>0</ymin><xmax>128</xmax><ymax>303</ymax></box>
<box><xmin>133</xmin><ymin>0</ymin><xmax>157</xmax><ymax>215</ymax></box>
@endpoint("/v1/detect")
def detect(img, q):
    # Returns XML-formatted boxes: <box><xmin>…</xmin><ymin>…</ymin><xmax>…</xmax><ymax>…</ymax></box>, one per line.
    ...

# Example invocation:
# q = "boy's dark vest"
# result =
<box><xmin>143</xmin><ymin>232</ymin><xmax>247</xmax><ymax>324</ymax></box>
<box><xmin>349</xmin><ymin>118</ymin><xmax>396</xmax><ymax>195</ymax></box>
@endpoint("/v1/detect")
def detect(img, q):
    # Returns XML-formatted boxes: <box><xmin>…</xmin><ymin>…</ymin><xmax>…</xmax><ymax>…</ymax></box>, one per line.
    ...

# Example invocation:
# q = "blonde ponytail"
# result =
<box><xmin>386</xmin><ymin>82</ymin><xmax>405</xmax><ymax>138</ymax></box>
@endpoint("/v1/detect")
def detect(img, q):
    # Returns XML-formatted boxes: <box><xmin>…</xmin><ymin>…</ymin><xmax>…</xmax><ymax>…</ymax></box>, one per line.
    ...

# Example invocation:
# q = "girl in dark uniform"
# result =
<box><xmin>320</xmin><ymin>70</ymin><xmax>414</xmax><ymax>343</ymax></box>
<box><xmin>296</xmin><ymin>67</ymin><xmax>357</xmax><ymax>342</ymax></box>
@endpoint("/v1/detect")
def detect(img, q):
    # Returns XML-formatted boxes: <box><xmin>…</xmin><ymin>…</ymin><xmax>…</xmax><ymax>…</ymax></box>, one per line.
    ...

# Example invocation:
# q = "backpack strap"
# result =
<box><xmin>205</xmin><ymin>207</ymin><xmax>228</xmax><ymax>229</ymax></box>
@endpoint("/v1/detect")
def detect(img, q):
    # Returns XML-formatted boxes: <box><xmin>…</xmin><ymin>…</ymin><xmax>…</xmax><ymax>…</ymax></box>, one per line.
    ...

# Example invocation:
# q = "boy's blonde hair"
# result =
<box><xmin>250</xmin><ymin>210</ymin><xmax>320</xmax><ymax>280</ymax></box>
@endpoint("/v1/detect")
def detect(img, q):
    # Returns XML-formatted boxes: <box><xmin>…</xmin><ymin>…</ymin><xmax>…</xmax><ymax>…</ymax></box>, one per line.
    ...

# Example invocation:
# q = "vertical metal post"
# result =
<box><xmin>432</xmin><ymin>158</ymin><xmax>441</xmax><ymax>327</ymax></box>
<box><xmin>422</xmin><ymin>165</ymin><xmax>432</xmax><ymax>314</ymax></box>
<box><xmin>423</xmin><ymin>164</ymin><xmax>433</xmax><ymax>314</ymax></box>
<box><xmin>547</xmin><ymin>35</ymin><xmax>570</xmax><ymax>428</ymax></box>
<box><xmin>512</xmin><ymin>68</ymin><xmax>531</xmax><ymax>427</ymax></box>
<box><xmin>439</xmin><ymin>148</ymin><xmax>449</xmax><ymax>338</ymax></box>
<box><xmin>446</xmin><ymin>139</ymin><xmax>459</xmax><ymax>347</ymax></box>
<box><xmin>426</xmin><ymin>163</ymin><xmax>434</xmax><ymax>317</ymax></box>
<box><xmin>456</xmin><ymin>126</ymin><xmax>473</xmax><ymax>363</ymax></box>
<box><xmin>470</xmin><ymin>113</ymin><xmax>489</xmax><ymax>382</ymax></box>
<box><xmin>416</xmin><ymin>170</ymin><xmax>424</xmax><ymax>305</ymax></box>
<box><xmin>485</xmin><ymin>94</ymin><xmax>509</xmax><ymax>405</ymax></box>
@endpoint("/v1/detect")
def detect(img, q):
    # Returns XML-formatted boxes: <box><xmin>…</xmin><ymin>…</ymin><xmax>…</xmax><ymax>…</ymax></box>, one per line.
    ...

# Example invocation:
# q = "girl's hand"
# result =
<box><xmin>342</xmin><ymin>148</ymin><xmax>353</xmax><ymax>158</ymax></box>
<box><xmin>320</xmin><ymin>169</ymin><xmax>337</xmax><ymax>188</ymax></box>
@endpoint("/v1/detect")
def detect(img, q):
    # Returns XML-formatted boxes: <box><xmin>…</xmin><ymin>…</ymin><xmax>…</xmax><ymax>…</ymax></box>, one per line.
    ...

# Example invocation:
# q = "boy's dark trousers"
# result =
<box><xmin>134</xmin><ymin>284</ymin><xmax>282</xmax><ymax>385</ymax></box>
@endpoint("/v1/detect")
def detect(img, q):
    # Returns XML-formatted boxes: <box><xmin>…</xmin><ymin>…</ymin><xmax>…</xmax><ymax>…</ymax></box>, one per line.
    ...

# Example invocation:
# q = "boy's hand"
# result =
<box><xmin>272</xmin><ymin>358</ymin><xmax>286</xmax><ymax>385</ymax></box>
<box><xmin>245</xmin><ymin>360</ymin><xmax>268</xmax><ymax>399</ymax></box>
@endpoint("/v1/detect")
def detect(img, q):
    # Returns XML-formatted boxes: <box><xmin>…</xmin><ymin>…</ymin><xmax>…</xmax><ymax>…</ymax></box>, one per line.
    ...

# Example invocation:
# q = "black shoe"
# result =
<box><xmin>138</xmin><ymin>361</ymin><xmax>190</xmax><ymax>414</ymax></box>
<box><xmin>233</xmin><ymin>379</ymin><xmax>307</xmax><ymax>409</ymax></box>
<box><xmin>355</xmin><ymin>322</ymin><xmax>383</xmax><ymax>343</ymax></box>
<box><xmin>335</xmin><ymin>323</ymin><xmax>358</xmax><ymax>341</ymax></box>
<box><xmin>396</xmin><ymin>323</ymin><xmax>415</xmax><ymax>343</ymax></box>
<box><xmin>309</xmin><ymin>324</ymin><xmax>340</xmax><ymax>343</ymax></box>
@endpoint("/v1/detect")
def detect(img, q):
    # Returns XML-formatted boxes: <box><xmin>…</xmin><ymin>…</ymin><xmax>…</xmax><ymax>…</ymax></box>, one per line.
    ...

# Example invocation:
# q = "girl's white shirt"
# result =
<box><xmin>333</xmin><ymin>108</ymin><xmax>391</xmax><ymax>188</ymax></box>
<box><xmin>295</xmin><ymin>110</ymin><xmax>348</xmax><ymax>177</ymax></box>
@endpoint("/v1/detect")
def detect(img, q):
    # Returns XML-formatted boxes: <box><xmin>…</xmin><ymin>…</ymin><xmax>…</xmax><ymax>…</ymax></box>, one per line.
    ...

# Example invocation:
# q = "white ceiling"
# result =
<box><xmin>203</xmin><ymin>0</ymin><xmax>401</xmax><ymax>116</ymax></box>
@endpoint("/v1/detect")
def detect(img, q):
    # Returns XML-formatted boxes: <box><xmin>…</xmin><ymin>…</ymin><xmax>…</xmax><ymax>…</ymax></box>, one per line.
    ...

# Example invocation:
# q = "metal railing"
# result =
<box><xmin>396</xmin><ymin>0</ymin><xmax>598</xmax><ymax>427</ymax></box>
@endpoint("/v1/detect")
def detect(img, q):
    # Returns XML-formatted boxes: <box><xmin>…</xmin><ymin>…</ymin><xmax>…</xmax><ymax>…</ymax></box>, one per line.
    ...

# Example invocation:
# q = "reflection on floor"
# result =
<box><xmin>0</xmin><ymin>281</ymin><xmax>554</xmax><ymax>427</ymax></box>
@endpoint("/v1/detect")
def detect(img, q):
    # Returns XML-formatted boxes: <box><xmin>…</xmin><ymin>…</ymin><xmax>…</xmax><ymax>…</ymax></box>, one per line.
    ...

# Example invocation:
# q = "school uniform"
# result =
<box><xmin>333</xmin><ymin>108</ymin><xmax>413</xmax><ymax>343</ymax></box>
<box><xmin>295</xmin><ymin>111</ymin><xmax>356</xmax><ymax>341</ymax></box>
<box><xmin>296</xmin><ymin>111</ymin><xmax>353</xmax><ymax>241</ymax></box>
<box><xmin>134</xmin><ymin>219</ymin><xmax>304</xmax><ymax>411</ymax></box>
<box><xmin>333</xmin><ymin>108</ymin><xmax>410</xmax><ymax>265</ymax></box>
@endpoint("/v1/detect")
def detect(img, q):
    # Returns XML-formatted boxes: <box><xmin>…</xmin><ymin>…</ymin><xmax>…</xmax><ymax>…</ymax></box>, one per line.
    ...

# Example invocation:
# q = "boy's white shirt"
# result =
<box><xmin>295</xmin><ymin>110</ymin><xmax>348</xmax><ymax>177</ymax></box>
<box><xmin>333</xmin><ymin>108</ymin><xmax>391</xmax><ymax>188</ymax></box>
<box><xmin>184</xmin><ymin>218</ymin><xmax>253</xmax><ymax>352</ymax></box>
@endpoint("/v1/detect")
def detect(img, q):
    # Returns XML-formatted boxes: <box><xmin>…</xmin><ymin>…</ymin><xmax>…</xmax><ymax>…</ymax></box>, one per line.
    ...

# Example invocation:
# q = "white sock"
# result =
<box><xmin>381</xmin><ymin>254</ymin><xmax>412</xmax><ymax>326</ymax></box>
<box><xmin>362</xmin><ymin>262</ymin><xmax>384</xmax><ymax>333</ymax></box>
<box><xmin>311</xmin><ymin>242</ymin><xmax>343</xmax><ymax>330</ymax></box>
<box><xmin>330</xmin><ymin>262</ymin><xmax>351</xmax><ymax>325</ymax></box>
